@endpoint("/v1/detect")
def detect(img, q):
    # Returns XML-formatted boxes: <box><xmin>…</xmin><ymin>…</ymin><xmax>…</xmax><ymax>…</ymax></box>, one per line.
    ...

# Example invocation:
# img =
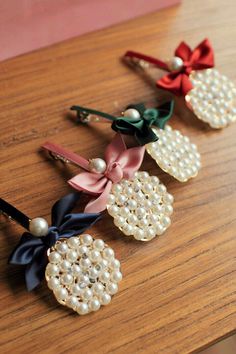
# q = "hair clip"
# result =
<box><xmin>42</xmin><ymin>134</ymin><xmax>174</xmax><ymax>241</ymax></box>
<box><xmin>0</xmin><ymin>193</ymin><xmax>122</xmax><ymax>315</ymax></box>
<box><xmin>71</xmin><ymin>102</ymin><xmax>201</xmax><ymax>182</ymax></box>
<box><xmin>124</xmin><ymin>38</ymin><xmax>236</xmax><ymax>129</ymax></box>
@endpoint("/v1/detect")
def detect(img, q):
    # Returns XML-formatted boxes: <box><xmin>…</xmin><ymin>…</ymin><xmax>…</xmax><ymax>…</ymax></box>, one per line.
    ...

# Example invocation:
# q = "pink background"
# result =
<box><xmin>0</xmin><ymin>0</ymin><xmax>180</xmax><ymax>61</ymax></box>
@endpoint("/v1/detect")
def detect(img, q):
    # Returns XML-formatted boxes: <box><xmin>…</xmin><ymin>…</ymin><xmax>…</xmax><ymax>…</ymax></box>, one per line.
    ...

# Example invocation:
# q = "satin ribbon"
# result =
<box><xmin>71</xmin><ymin>101</ymin><xmax>174</xmax><ymax>146</ymax></box>
<box><xmin>8</xmin><ymin>192</ymin><xmax>101</xmax><ymax>291</ymax></box>
<box><xmin>42</xmin><ymin>134</ymin><xmax>145</xmax><ymax>213</ymax></box>
<box><xmin>125</xmin><ymin>38</ymin><xmax>214</xmax><ymax>96</ymax></box>
<box><xmin>113</xmin><ymin>101</ymin><xmax>174</xmax><ymax>145</ymax></box>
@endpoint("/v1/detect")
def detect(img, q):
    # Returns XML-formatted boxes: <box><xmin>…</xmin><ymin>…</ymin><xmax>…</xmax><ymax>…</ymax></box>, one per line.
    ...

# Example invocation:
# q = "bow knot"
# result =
<box><xmin>68</xmin><ymin>133</ymin><xmax>145</xmax><ymax>213</ymax></box>
<box><xmin>9</xmin><ymin>193</ymin><xmax>101</xmax><ymax>291</ymax></box>
<box><xmin>157</xmin><ymin>38</ymin><xmax>214</xmax><ymax>96</ymax></box>
<box><xmin>105</xmin><ymin>162</ymin><xmax>124</xmax><ymax>183</ymax></box>
<box><xmin>111</xmin><ymin>101</ymin><xmax>174</xmax><ymax>146</ymax></box>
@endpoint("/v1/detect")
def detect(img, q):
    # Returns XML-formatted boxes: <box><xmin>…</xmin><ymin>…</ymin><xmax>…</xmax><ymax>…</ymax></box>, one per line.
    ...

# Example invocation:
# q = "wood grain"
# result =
<box><xmin>0</xmin><ymin>0</ymin><xmax>236</xmax><ymax>353</ymax></box>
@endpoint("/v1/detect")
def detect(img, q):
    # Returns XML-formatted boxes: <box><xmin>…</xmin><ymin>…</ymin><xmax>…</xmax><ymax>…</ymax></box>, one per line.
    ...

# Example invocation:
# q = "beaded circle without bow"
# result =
<box><xmin>42</xmin><ymin>134</ymin><xmax>174</xmax><ymax>241</ymax></box>
<box><xmin>124</xmin><ymin>38</ymin><xmax>236</xmax><ymax>128</ymax></box>
<box><xmin>1</xmin><ymin>193</ymin><xmax>122</xmax><ymax>315</ymax></box>
<box><xmin>71</xmin><ymin>102</ymin><xmax>201</xmax><ymax>182</ymax></box>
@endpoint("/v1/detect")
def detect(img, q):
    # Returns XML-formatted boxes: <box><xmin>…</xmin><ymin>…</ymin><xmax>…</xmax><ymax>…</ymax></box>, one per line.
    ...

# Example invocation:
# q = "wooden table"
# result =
<box><xmin>1</xmin><ymin>0</ymin><xmax>236</xmax><ymax>353</ymax></box>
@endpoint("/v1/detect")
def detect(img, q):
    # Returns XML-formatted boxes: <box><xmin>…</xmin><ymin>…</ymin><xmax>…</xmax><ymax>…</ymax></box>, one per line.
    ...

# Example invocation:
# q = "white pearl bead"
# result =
<box><xmin>89</xmin><ymin>267</ymin><xmax>99</xmax><ymax>279</ymax></box>
<box><xmin>107</xmin><ymin>194</ymin><xmax>116</xmax><ymax>205</ymax></box>
<box><xmin>78</xmin><ymin>245</ymin><xmax>88</xmax><ymax>256</ymax></box>
<box><xmin>29</xmin><ymin>217</ymin><xmax>48</xmax><ymax>237</ymax></box>
<box><xmin>46</xmin><ymin>264</ymin><xmax>59</xmax><ymax>277</ymax></box>
<box><xmin>80</xmin><ymin>257</ymin><xmax>91</xmax><ymax>268</ymax></box>
<box><xmin>67</xmin><ymin>237</ymin><xmax>80</xmax><ymax>248</ymax></box>
<box><xmin>89</xmin><ymin>158</ymin><xmax>107</xmax><ymax>173</ymax></box>
<box><xmin>93</xmin><ymin>239</ymin><xmax>105</xmax><ymax>251</ymax></box>
<box><xmin>80</xmin><ymin>234</ymin><xmax>93</xmax><ymax>245</ymax></box>
<box><xmin>55</xmin><ymin>287</ymin><xmax>68</xmax><ymax>301</ymax></box>
<box><xmin>116</xmin><ymin>194</ymin><xmax>127</xmax><ymax>205</ymax></box>
<box><xmin>66</xmin><ymin>296</ymin><xmax>78</xmax><ymax>309</ymax></box>
<box><xmin>48</xmin><ymin>251</ymin><xmax>61</xmax><ymax>264</ymax></box>
<box><xmin>72</xmin><ymin>264</ymin><xmax>82</xmax><ymax>276</ymax></box>
<box><xmin>83</xmin><ymin>289</ymin><xmax>93</xmax><ymax>300</ymax></box>
<box><xmin>103</xmin><ymin>248</ymin><xmax>115</xmax><ymax>260</ymax></box>
<box><xmin>89</xmin><ymin>299</ymin><xmax>101</xmax><ymax>312</ymax></box>
<box><xmin>127</xmin><ymin>199</ymin><xmax>137</xmax><ymax>210</ymax></box>
<box><xmin>134</xmin><ymin>229</ymin><xmax>145</xmax><ymax>241</ymax></box>
<box><xmin>168</xmin><ymin>56</ymin><xmax>184</xmax><ymax>71</ymax></box>
<box><xmin>100</xmin><ymin>271</ymin><xmax>110</xmax><ymax>283</ymax></box>
<box><xmin>161</xmin><ymin>216</ymin><xmax>171</xmax><ymax>228</ymax></box>
<box><xmin>127</xmin><ymin>214</ymin><xmax>138</xmax><ymax>225</ymax></box>
<box><xmin>100</xmin><ymin>293</ymin><xmax>111</xmax><ymax>305</ymax></box>
<box><xmin>108</xmin><ymin>205</ymin><xmax>119</xmax><ymax>216</ymax></box>
<box><xmin>107</xmin><ymin>282</ymin><xmax>118</xmax><ymax>295</ymax></box>
<box><xmin>47</xmin><ymin>277</ymin><xmax>60</xmax><ymax>290</ymax></box>
<box><xmin>93</xmin><ymin>283</ymin><xmax>104</xmax><ymax>294</ymax></box>
<box><xmin>77</xmin><ymin>302</ymin><xmax>89</xmax><ymax>315</ymax></box>
<box><xmin>119</xmin><ymin>206</ymin><xmax>130</xmax><ymax>217</ymax></box>
<box><xmin>111</xmin><ymin>271</ymin><xmax>122</xmax><ymax>283</ymax></box>
<box><xmin>114</xmin><ymin>216</ymin><xmax>126</xmax><ymax>227</ymax></box>
<box><xmin>66</xmin><ymin>250</ymin><xmax>78</xmax><ymax>262</ymax></box>
<box><xmin>100</xmin><ymin>259</ymin><xmax>109</xmax><ymax>269</ymax></box>
<box><xmin>90</xmin><ymin>250</ymin><xmax>101</xmax><ymax>262</ymax></box>
<box><xmin>136</xmin><ymin>207</ymin><xmax>146</xmax><ymax>219</ymax></box>
<box><xmin>146</xmin><ymin>228</ymin><xmax>156</xmax><ymax>240</ymax></box>
<box><xmin>109</xmin><ymin>259</ymin><xmax>120</xmax><ymax>269</ymax></box>
<box><xmin>71</xmin><ymin>284</ymin><xmax>82</xmax><ymax>296</ymax></box>
<box><xmin>123</xmin><ymin>108</ymin><xmax>141</xmax><ymax>120</ymax></box>
<box><xmin>112</xmin><ymin>184</ymin><xmax>122</xmax><ymax>194</ymax></box>
<box><xmin>122</xmin><ymin>223</ymin><xmax>134</xmax><ymax>236</ymax></box>
<box><xmin>61</xmin><ymin>273</ymin><xmax>73</xmax><ymax>285</ymax></box>
<box><xmin>60</xmin><ymin>260</ymin><xmax>71</xmax><ymax>272</ymax></box>
<box><xmin>56</xmin><ymin>242</ymin><xmax>68</xmax><ymax>254</ymax></box>
<box><xmin>156</xmin><ymin>224</ymin><xmax>164</xmax><ymax>235</ymax></box>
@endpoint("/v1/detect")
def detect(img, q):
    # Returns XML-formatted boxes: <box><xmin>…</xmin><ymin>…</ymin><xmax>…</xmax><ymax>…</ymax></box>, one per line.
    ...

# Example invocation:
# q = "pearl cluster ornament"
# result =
<box><xmin>185</xmin><ymin>69</ymin><xmax>236</xmax><ymax>128</ymax></box>
<box><xmin>45</xmin><ymin>234</ymin><xmax>121</xmax><ymax>315</ymax></box>
<box><xmin>106</xmin><ymin>171</ymin><xmax>174</xmax><ymax>241</ymax></box>
<box><xmin>146</xmin><ymin>125</ymin><xmax>201</xmax><ymax>182</ymax></box>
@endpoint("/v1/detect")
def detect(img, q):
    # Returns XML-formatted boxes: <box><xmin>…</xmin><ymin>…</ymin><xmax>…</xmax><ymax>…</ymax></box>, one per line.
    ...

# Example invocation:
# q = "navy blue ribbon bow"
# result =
<box><xmin>8</xmin><ymin>192</ymin><xmax>101</xmax><ymax>291</ymax></box>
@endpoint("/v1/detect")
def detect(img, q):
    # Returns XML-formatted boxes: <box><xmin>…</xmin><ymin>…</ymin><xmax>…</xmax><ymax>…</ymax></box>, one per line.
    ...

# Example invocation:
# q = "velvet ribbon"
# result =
<box><xmin>5</xmin><ymin>192</ymin><xmax>101</xmax><ymax>291</ymax></box>
<box><xmin>71</xmin><ymin>101</ymin><xmax>174</xmax><ymax>146</ymax></box>
<box><xmin>124</xmin><ymin>38</ymin><xmax>214</xmax><ymax>96</ymax></box>
<box><xmin>42</xmin><ymin>134</ymin><xmax>145</xmax><ymax>213</ymax></box>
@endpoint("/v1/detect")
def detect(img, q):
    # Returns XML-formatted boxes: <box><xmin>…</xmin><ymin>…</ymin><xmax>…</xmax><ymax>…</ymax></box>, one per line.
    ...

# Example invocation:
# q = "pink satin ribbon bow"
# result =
<box><xmin>43</xmin><ymin>134</ymin><xmax>145</xmax><ymax>213</ymax></box>
<box><xmin>125</xmin><ymin>38</ymin><xmax>214</xmax><ymax>96</ymax></box>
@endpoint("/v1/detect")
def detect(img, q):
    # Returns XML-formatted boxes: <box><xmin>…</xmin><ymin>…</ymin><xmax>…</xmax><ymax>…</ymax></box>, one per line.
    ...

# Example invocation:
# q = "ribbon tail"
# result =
<box><xmin>8</xmin><ymin>233</ymin><xmax>44</xmax><ymax>265</ymax></box>
<box><xmin>68</xmin><ymin>172</ymin><xmax>108</xmax><ymax>195</ymax></box>
<box><xmin>157</xmin><ymin>72</ymin><xmax>184</xmax><ymax>96</ymax></box>
<box><xmin>59</xmin><ymin>213</ymin><xmax>102</xmax><ymax>237</ymax></box>
<box><xmin>25</xmin><ymin>247</ymin><xmax>48</xmax><ymax>291</ymax></box>
<box><xmin>105</xmin><ymin>133</ymin><xmax>127</xmax><ymax>163</ymax></box>
<box><xmin>175</xmin><ymin>41</ymin><xmax>192</xmax><ymax>61</ymax></box>
<box><xmin>51</xmin><ymin>192</ymin><xmax>81</xmax><ymax>227</ymax></box>
<box><xmin>191</xmin><ymin>38</ymin><xmax>214</xmax><ymax>69</ymax></box>
<box><xmin>118</xmin><ymin>146</ymin><xmax>145</xmax><ymax>179</ymax></box>
<box><xmin>135</xmin><ymin>128</ymin><xmax>158</xmax><ymax>145</ymax></box>
<box><xmin>84</xmin><ymin>181</ymin><xmax>113</xmax><ymax>213</ymax></box>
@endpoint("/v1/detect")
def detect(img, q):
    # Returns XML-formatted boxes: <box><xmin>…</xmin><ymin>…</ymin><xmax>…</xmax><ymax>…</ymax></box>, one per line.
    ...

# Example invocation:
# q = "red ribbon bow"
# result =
<box><xmin>157</xmin><ymin>39</ymin><xmax>214</xmax><ymax>96</ymax></box>
<box><xmin>68</xmin><ymin>134</ymin><xmax>145</xmax><ymax>213</ymax></box>
<box><xmin>125</xmin><ymin>39</ymin><xmax>214</xmax><ymax>96</ymax></box>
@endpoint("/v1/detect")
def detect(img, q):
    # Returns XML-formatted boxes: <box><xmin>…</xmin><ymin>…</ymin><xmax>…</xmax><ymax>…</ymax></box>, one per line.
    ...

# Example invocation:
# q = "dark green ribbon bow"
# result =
<box><xmin>112</xmin><ymin>101</ymin><xmax>174</xmax><ymax>145</ymax></box>
<box><xmin>71</xmin><ymin>100</ymin><xmax>174</xmax><ymax>146</ymax></box>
